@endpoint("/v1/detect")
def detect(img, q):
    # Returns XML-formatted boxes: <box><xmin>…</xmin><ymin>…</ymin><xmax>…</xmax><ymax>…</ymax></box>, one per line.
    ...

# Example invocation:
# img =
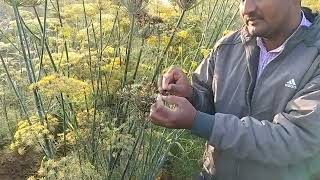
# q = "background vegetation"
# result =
<box><xmin>303</xmin><ymin>0</ymin><xmax>320</xmax><ymax>10</ymax></box>
<box><xmin>0</xmin><ymin>0</ymin><xmax>318</xmax><ymax>179</ymax></box>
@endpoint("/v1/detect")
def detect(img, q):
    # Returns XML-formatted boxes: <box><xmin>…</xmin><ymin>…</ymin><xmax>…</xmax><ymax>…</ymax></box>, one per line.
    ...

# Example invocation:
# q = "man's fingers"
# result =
<box><xmin>162</xmin><ymin>95</ymin><xmax>187</xmax><ymax>106</ymax></box>
<box><xmin>149</xmin><ymin>111</ymin><xmax>168</xmax><ymax>127</ymax></box>
<box><xmin>149</xmin><ymin>101</ymin><xmax>174</xmax><ymax>126</ymax></box>
<box><xmin>167</xmin><ymin>84</ymin><xmax>184</xmax><ymax>95</ymax></box>
<box><xmin>162</xmin><ymin>73</ymin><xmax>172</xmax><ymax>90</ymax></box>
<box><xmin>162</xmin><ymin>67</ymin><xmax>182</xmax><ymax>90</ymax></box>
<box><xmin>158</xmin><ymin>75</ymin><xmax>164</xmax><ymax>91</ymax></box>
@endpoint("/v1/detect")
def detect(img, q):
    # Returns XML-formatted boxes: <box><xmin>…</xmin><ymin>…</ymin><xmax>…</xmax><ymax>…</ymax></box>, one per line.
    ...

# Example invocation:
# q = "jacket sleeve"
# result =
<box><xmin>190</xmin><ymin>50</ymin><xmax>216</xmax><ymax>115</ymax></box>
<box><xmin>192</xmin><ymin>69</ymin><xmax>320</xmax><ymax>166</ymax></box>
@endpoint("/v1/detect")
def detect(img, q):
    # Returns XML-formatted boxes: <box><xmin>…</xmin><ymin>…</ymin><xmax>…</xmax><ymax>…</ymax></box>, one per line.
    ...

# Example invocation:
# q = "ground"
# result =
<box><xmin>0</xmin><ymin>149</ymin><xmax>41</xmax><ymax>180</ymax></box>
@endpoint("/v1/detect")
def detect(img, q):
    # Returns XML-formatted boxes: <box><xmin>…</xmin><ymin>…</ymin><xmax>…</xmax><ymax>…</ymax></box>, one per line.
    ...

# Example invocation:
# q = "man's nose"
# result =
<box><xmin>241</xmin><ymin>0</ymin><xmax>257</xmax><ymax>15</ymax></box>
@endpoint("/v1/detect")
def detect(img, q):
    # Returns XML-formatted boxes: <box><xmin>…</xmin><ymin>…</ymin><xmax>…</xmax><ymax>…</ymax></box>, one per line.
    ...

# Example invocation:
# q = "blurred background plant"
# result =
<box><xmin>302</xmin><ymin>0</ymin><xmax>320</xmax><ymax>12</ymax></box>
<box><xmin>2</xmin><ymin>0</ymin><xmax>317</xmax><ymax>179</ymax></box>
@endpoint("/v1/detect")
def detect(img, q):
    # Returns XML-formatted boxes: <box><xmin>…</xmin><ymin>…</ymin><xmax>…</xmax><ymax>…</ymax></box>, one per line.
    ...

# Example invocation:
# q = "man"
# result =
<box><xmin>149</xmin><ymin>0</ymin><xmax>320</xmax><ymax>179</ymax></box>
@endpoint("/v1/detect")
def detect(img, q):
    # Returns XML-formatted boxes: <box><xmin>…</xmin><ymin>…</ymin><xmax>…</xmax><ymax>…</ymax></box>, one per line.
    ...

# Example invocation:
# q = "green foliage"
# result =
<box><xmin>28</xmin><ymin>154</ymin><xmax>103</xmax><ymax>180</ymax></box>
<box><xmin>169</xmin><ymin>133</ymin><xmax>205</xmax><ymax>178</ymax></box>
<box><xmin>303</xmin><ymin>0</ymin><xmax>320</xmax><ymax>11</ymax></box>
<box><xmin>10</xmin><ymin>115</ymin><xmax>58</xmax><ymax>155</ymax></box>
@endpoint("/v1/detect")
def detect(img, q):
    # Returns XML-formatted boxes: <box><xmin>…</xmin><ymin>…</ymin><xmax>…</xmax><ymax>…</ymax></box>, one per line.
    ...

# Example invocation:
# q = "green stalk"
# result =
<box><xmin>91</xmin><ymin>22</ymin><xmax>99</xmax><ymax>51</ymax></box>
<box><xmin>206</xmin><ymin>0</ymin><xmax>235</xmax><ymax>47</ymax></box>
<box><xmin>122</xmin><ymin>14</ymin><xmax>135</xmax><ymax>88</ymax></box>
<box><xmin>151</xmin><ymin>9</ymin><xmax>187</xmax><ymax>83</ymax></box>
<box><xmin>146</xmin><ymin>128</ymin><xmax>174</xmax><ymax>178</ymax></box>
<box><xmin>103</xmin><ymin>8</ymin><xmax>119</xmax><ymax>52</ymax></box>
<box><xmin>34</xmin><ymin>38</ymin><xmax>41</xmax><ymax>59</ymax></box>
<box><xmin>128</xmin><ymin>119</ymin><xmax>146</xmax><ymax>179</ymax></box>
<box><xmin>55</xmin><ymin>0</ymin><xmax>70</xmax><ymax>77</ymax></box>
<box><xmin>16</xmin><ymin>7</ymin><xmax>44</xmax><ymax>121</ymax></box>
<box><xmin>211</xmin><ymin>5</ymin><xmax>239</xmax><ymax>46</ymax></box>
<box><xmin>11</xmin><ymin>0</ymin><xmax>53</xmax><ymax>158</ymax></box>
<box><xmin>60</xmin><ymin>93</ymin><xmax>67</xmax><ymax>156</ymax></box>
<box><xmin>205</xmin><ymin>0</ymin><xmax>226</xmax><ymax>47</ymax></box>
<box><xmin>106</xmin><ymin>13</ymin><xmax>121</xmax><ymax>94</ymax></box>
<box><xmin>120</xmin><ymin>122</ymin><xmax>144</xmax><ymax>180</ymax></box>
<box><xmin>82</xmin><ymin>0</ymin><xmax>95</xmax><ymax>90</ymax></box>
<box><xmin>12</xmin><ymin>4</ymin><xmax>34</xmax><ymax>84</ymax></box>
<box><xmin>0</xmin><ymin>54</ymin><xmax>29</xmax><ymax>118</ymax></box>
<box><xmin>107</xmin><ymin>120</ymin><xmax>137</xmax><ymax>179</ymax></box>
<box><xmin>191</xmin><ymin>0</ymin><xmax>218</xmax><ymax>62</ymax></box>
<box><xmin>19</xmin><ymin>17</ymin><xmax>31</xmax><ymax>60</ymax></box>
<box><xmin>2</xmin><ymin>95</ymin><xmax>14</xmax><ymax>140</ymax></box>
<box><xmin>141</xmin><ymin>125</ymin><xmax>154</xmax><ymax>178</ymax></box>
<box><xmin>0</xmin><ymin>29</ymin><xmax>22</xmax><ymax>54</ymax></box>
<box><xmin>132</xmin><ymin>37</ymin><xmax>145</xmax><ymax>81</ymax></box>
<box><xmin>88</xmin><ymin>7</ymin><xmax>106</xmax><ymax>165</ymax></box>
<box><xmin>150</xmin><ymin>130</ymin><xmax>184</xmax><ymax>179</ymax></box>
<box><xmin>89</xmin><ymin>80</ymin><xmax>100</xmax><ymax>165</ymax></box>
<box><xmin>99</xmin><ymin>8</ymin><xmax>103</xmax><ymax>63</ymax></box>
<box><xmin>18</xmin><ymin>12</ymin><xmax>38</xmax><ymax>84</ymax></box>
<box><xmin>36</xmin><ymin>0</ymin><xmax>50</xmax><ymax>79</ymax></box>
<box><xmin>19</xmin><ymin>15</ymin><xmax>41</xmax><ymax>40</ymax></box>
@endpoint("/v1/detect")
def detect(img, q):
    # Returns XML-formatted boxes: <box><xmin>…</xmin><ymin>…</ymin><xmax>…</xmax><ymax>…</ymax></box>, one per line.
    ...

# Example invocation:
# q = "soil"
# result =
<box><xmin>0</xmin><ymin>149</ymin><xmax>41</xmax><ymax>180</ymax></box>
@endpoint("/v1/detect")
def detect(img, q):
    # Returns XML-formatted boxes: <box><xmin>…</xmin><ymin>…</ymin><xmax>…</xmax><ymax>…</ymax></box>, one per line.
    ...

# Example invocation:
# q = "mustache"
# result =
<box><xmin>244</xmin><ymin>13</ymin><xmax>263</xmax><ymax>24</ymax></box>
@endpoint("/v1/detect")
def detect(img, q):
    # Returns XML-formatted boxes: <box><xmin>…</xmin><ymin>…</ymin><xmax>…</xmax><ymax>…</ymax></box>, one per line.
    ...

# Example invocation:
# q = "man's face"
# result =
<box><xmin>240</xmin><ymin>0</ymin><xmax>293</xmax><ymax>38</ymax></box>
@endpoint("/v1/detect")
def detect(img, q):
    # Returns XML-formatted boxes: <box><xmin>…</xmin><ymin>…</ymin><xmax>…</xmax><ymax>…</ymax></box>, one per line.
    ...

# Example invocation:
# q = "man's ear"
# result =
<box><xmin>291</xmin><ymin>0</ymin><xmax>301</xmax><ymax>7</ymax></box>
<box><xmin>296</xmin><ymin>0</ymin><xmax>301</xmax><ymax>4</ymax></box>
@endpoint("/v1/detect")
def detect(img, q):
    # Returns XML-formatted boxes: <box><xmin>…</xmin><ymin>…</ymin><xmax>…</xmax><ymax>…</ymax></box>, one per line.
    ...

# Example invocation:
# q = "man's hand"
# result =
<box><xmin>149</xmin><ymin>95</ymin><xmax>196</xmax><ymax>129</ymax></box>
<box><xmin>159</xmin><ymin>67</ymin><xmax>193</xmax><ymax>100</ymax></box>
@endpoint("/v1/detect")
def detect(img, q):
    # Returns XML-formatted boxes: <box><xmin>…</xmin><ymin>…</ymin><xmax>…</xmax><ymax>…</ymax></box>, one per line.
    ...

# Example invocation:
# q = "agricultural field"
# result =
<box><xmin>0</xmin><ymin>0</ymin><xmax>319</xmax><ymax>179</ymax></box>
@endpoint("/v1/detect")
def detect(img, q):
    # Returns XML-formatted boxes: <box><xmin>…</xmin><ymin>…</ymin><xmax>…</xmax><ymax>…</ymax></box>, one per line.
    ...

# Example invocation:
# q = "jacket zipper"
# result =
<box><xmin>250</xmin><ymin>47</ymin><xmax>290</xmax><ymax>112</ymax></box>
<box><xmin>236</xmin><ymin>69</ymin><xmax>253</xmax><ymax>179</ymax></box>
<box><xmin>239</xmin><ymin>42</ymin><xmax>254</xmax><ymax>179</ymax></box>
<box><xmin>235</xmin><ymin>25</ymin><xmax>307</xmax><ymax>179</ymax></box>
